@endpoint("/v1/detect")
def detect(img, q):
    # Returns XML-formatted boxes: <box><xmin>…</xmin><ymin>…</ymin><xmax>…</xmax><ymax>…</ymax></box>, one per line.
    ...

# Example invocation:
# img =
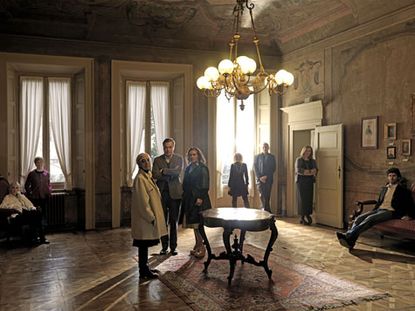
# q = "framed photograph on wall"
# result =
<box><xmin>384</xmin><ymin>123</ymin><xmax>397</xmax><ymax>140</ymax></box>
<box><xmin>402</xmin><ymin>139</ymin><xmax>411</xmax><ymax>156</ymax></box>
<box><xmin>386</xmin><ymin>146</ymin><xmax>396</xmax><ymax>159</ymax></box>
<box><xmin>361</xmin><ymin>116</ymin><xmax>378</xmax><ymax>149</ymax></box>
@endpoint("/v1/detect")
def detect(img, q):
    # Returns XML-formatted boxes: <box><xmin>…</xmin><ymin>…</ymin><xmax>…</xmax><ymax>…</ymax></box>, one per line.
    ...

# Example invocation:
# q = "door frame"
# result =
<box><xmin>280</xmin><ymin>100</ymin><xmax>323</xmax><ymax>217</ymax></box>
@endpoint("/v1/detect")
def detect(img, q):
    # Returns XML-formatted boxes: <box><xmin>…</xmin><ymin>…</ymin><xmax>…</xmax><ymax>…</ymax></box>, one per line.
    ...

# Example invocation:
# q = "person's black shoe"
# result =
<box><xmin>170</xmin><ymin>249</ymin><xmax>178</xmax><ymax>256</ymax></box>
<box><xmin>40</xmin><ymin>237</ymin><xmax>50</xmax><ymax>244</ymax></box>
<box><xmin>336</xmin><ymin>232</ymin><xmax>354</xmax><ymax>250</ymax></box>
<box><xmin>306</xmin><ymin>215</ymin><xmax>313</xmax><ymax>225</ymax></box>
<box><xmin>139</xmin><ymin>270</ymin><xmax>158</xmax><ymax>279</ymax></box>
<box><xmin>159</xmin><ymin>249</ymin><xmax>168</xmax><ymax>255</ymax></box>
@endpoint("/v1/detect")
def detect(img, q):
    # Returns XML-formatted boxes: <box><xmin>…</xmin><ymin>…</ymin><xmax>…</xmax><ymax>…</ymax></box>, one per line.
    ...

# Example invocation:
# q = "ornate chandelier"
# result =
<box><xmin>196</xmin><ymin>0</ymin><xmax>294</xmax><ymax>110</ymax></box>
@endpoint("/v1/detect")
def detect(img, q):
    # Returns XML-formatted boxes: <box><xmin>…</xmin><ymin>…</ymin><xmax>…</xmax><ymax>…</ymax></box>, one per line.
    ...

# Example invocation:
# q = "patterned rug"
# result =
<box><xmin>154</xmin><ymin>244</ymin><xmax>388</xmax><ymax>311</ymax></box>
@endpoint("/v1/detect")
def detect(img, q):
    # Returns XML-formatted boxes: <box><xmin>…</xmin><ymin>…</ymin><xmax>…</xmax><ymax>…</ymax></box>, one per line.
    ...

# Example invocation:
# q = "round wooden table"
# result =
<box><xmin>198</xmin><ymin>207</ymin><xmax>278</xmax><ymax>285</ymax></box>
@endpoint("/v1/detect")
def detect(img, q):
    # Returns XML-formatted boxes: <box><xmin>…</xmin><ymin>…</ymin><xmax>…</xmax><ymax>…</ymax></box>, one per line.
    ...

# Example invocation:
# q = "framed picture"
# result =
<box><xmin>384</xmin><ymin>123</ymin><xmax>397</xmax><ymax>140</ymax></box>
<box><xmin>386</xmin><ymin>146</ymin><xmax>396</xmax><ymax>159</ymax></box>
<box><xmin>402</xmin><ymin>139</ymin><xmax>411</xmax><ymax>156</ymax></box>
<box><xmin>361</xmin><ymin>116</ymin><xmax>378</xmax><ymax>149</ymax></box>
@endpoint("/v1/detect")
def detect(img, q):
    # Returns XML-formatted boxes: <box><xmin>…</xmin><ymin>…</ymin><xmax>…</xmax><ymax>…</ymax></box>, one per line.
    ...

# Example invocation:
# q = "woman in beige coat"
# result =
<box><xmin>132</xmin><ymin>153</ymin><xmax>167</xmax><ymax>279</ymax></box>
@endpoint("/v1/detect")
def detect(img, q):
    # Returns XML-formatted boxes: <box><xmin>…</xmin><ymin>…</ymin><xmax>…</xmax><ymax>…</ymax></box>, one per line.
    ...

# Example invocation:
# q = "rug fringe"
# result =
<box><xmin>307</xmin><ymin>293</ymin><xmax>390</xmax><ymax>310</ymax></box>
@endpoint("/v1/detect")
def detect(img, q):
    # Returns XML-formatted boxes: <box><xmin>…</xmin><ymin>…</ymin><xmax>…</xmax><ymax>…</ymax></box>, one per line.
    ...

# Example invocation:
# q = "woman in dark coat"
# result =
<box><xmin>182</xmin><ymin>147</ymin><xmax>211</xmax><ymax>258</ymax></box>
<box><xmin>295</xmin><ymin>145</ymin><xmax>318</xmax><ymax>225</ymax></box>
<box><xmin>228</xmin><ymin>153</ymin><xmax>250</xmax><ymax>208</ymax></box>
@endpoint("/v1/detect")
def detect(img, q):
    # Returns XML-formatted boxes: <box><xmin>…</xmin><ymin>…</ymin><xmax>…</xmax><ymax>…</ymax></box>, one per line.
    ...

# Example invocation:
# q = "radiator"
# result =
<box><xmin>46</xmin><ymin>192</ymin><xmax>66</xmax><ymax>228</ymax></box>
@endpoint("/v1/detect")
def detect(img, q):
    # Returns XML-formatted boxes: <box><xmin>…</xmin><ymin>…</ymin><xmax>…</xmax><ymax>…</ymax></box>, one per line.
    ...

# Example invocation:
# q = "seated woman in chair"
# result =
<box><xmin>0</xmin><ymin>182</ymin><xmax>49</xmax><ymax>244</ymax></box>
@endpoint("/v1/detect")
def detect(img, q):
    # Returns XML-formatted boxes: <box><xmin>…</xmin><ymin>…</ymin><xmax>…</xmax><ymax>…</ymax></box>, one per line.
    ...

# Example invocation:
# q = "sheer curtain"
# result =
<box><xmin>20</xmin><ymin>77</ymin><xmax>44</xmax><ymax>185</ymax></box>
<box><xmin>150</xmin><ymin>82</ymin><xmax>169</xmax><ymax>155</ymax></box>
<box><xmin>49</xmin><ymin>78</ymin><xmax>72</xmax><ymax>189</ymax></box>
<box><xmin>236</xmin><ymin>96</ymin><xmax>255</xmax><ymax>194</ymax></box>
<box><xmin>126</xmin><ymin>81</ymin><xmax>146</xmax><ymax>186</ymax></box>
<box><xmin>216</xmin><ymin>92</ymin><xmax>235</xmax><ymax>197</ymax></box>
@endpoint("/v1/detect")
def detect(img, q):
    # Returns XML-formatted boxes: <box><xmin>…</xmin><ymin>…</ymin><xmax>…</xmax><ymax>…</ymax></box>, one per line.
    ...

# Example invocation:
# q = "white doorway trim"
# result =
<box><xmin>281</xmin><ymin>100</ymin><xmax>323</xmax><ymax>216</ymax></box>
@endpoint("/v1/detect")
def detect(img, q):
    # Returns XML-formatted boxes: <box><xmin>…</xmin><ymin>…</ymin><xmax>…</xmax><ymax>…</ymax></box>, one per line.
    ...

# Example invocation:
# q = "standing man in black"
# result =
<box><xmin>152</xmin><ymin>138</ymin><xmax>183</xmax><ymax>255</ymax></box>
<box><xmin>254</xmin><ymin>143</ymin><xmax>276</xmax><ymax>212</ymax></box>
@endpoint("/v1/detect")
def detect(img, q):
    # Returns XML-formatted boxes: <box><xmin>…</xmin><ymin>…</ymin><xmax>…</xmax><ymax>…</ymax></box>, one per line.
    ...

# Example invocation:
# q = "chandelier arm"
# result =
<box><xmin>223</xmin><ymin>75</ymin><xmax>236</xmax><ymax>96</ymax></box>
<box><xmin>254</xmin><ymin>80</ymin><xmax>270</xmax><ymax>94</ymax></box>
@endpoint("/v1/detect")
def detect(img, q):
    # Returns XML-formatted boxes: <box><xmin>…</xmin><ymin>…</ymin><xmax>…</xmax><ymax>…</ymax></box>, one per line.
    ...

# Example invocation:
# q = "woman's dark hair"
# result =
<box><xmin>186</xmin><ymin>147</ymin><xmax>206</xmax><ymax>164</ymax></box>
<box><xmin>386</xmin><ymin>167</ymin><xmax>401</xmax><ymax>178</ymax></box>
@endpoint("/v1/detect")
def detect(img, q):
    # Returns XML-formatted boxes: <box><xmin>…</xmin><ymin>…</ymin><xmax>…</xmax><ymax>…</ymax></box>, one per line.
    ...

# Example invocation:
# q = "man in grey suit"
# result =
<box><xmin>152</xmin><ymin>138</ymin><xmax>183</xmax><ymax>255</ymax></box>
<box><xmin>254</xmin><ymin>143</ymin><xmax>276</xmax><ymax>212</ymax></box>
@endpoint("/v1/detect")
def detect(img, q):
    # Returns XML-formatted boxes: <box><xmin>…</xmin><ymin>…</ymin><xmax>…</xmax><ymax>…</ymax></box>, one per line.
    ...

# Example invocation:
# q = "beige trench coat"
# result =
<box><xmin>131</xmin><ymin>170</ymin><xmax>167</xmax><ymax>241</ymax></box>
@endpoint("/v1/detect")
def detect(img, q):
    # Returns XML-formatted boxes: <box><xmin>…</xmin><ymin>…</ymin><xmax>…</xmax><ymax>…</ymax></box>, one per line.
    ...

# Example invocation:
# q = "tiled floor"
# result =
<box><xmin>0</xmin><ymin>218</ymin><xmax>414</xmax><ymax>310</ymax></box>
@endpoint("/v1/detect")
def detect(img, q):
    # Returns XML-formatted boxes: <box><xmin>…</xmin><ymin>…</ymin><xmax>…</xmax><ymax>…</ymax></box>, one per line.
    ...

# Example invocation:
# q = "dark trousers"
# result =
<box><xmin>138</xmin><ymin>247</ymin><xmax>149</xmax><ymax>273</ymax></box>
<box><xmin>12</xmin><ymin>209</ymin><xmax>46</xmax><ymax>241</ymax></box>
<box><xmin>232</xmin><ymin>195</ymin><xmax>250</xmax><ymax>208</ymax></box>
<box><xmin>347</xmin><ymin>209</ymin><xmax>395</xmax><ymax>241</ymax></box>
<box><xmin>258</xmin><ymin>182</ymin><xmax>272</xmax><ymax>212</ymax></box>
<box><xmin>160</xmin><ymin>191</ymin><xmax>181</xmax><ymax>251</ymax></box>
<box><xmin>30</xmin><ymin>198</ymin><xmax>48</xmax><ymax>226</ymax></box>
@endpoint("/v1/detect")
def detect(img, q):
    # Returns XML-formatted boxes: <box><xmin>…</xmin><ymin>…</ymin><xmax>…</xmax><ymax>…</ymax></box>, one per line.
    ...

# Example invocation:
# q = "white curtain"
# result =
<box><xmin>216</xmin><ymin>92</ymin><xmax>235</xmax><ymax>197</ymax></box>
<box><xmin>236</xmin><ymin>96</ymin><xmax>255</xmax><ymax>195</ymax></box>
<box><xmin>126</xmin><ymin>81</ymin><xmax>146</xmax><ymax>186</ymax></box>
<box><xmin>150</xmin><ymin>82</ymin><xmax>169</xmax><ymax>155</ymax></box>
<box><xmin>20</xmin><ymin>77</ymin><xmax>44</xmax><ymax>185</ymax></box>
<box><xmin>49</xmin><ymin>78</ymin><xmax>72</xmax><ymax>189</ymax></box>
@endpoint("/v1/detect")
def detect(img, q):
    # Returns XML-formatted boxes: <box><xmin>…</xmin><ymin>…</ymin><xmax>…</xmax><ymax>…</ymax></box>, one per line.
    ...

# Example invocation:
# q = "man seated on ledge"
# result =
<box><xmin>0</xmin><ymin>181</ymin><xmax>49</xmax><ymax>244</ymax></box>
<box><xmin>336</xmin><ymin>167</ymin><xmax>412</xmax><ymax>250</ymax></box>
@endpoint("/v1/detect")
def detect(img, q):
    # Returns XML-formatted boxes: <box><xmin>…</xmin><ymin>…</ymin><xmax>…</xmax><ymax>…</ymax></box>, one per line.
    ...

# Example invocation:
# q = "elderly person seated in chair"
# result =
<box><xmin>0</xmin><ymin>181</ymin><xmax>49</xmax><ymax>244</ymax></box>
<box><xmin>336</xmin><ymin>167</ymin><xmax>412</xmax><ymax>250</ymax></box>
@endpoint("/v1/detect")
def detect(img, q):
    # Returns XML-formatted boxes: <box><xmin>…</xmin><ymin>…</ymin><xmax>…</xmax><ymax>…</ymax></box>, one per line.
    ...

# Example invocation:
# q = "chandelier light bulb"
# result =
<box><xmin>246</xmin><ymin>57</ymin><xmax>257</xmax><ymax>74</ymax></box>
<box><xmin>204</xmin><ymin>67</ymin><xmax>220</xmax><ymax>82</ymax></box>
<box><xmin>275</xmin><ymin>69</ymin><xmax>287</xmax><ymax>85</ymax></box>
<box><xmin>285</xmin><ymin>72</ymin><xmax>294</xmax><ymax>86</ymax></box>
<box><xmin>236</xmin><ymin>56</ymin><xmax>252</xmax><ymax>74</ymax></box>
<box><xmin>196</xmin><ymin>76</ymin><xmax>210</xmax><ymax>90</ymax></box>
<box><xmin>218</xmin><ymin>59</ymin><xmax>234</xmax><ymax>74</ymax></box>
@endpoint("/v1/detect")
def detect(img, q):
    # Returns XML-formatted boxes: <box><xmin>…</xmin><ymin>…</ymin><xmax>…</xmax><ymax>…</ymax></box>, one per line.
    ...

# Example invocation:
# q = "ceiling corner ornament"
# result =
<box><xmin>196</xmin><ymin>0</ymin><xmax>293</xmax><ymax>110</ymax></box>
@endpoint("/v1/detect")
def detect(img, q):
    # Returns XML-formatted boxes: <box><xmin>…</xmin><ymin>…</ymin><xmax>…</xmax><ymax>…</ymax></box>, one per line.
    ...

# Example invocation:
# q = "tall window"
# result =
<box><xmin>126</xmin><ymin>81</ymin><xmax>169</xmax><ymax>186</ymax></box>
<box><xmin>20</xmin><ymin>77</ymin><xmax>72</xmax><ymax>188</ymax></box>
<box><xmin>216</xmin><ymin>92</ymin><xmax>255</xmax><ymax>192</ymax></box>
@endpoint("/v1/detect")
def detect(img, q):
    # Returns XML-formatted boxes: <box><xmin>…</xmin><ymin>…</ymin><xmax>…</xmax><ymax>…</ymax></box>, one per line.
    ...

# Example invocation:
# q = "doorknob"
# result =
<box><xmin>338</xmin><ymin>166</ymin><xmax>341</xmax><ymax>178</ymax></box>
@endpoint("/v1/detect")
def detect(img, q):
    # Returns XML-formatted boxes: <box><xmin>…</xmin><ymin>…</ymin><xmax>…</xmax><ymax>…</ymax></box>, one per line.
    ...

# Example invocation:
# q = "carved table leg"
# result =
<box><xmin>199</xmin><ymin>222</ymin><xmax>212</xmax><ymax>272</ymax></box>
<box><xmin>222</xmin><ymin>228</ymin><xmax>235</xmax><ymax>285</ymax></box>
<box><xmin>223</xmin><ymin>228</ymin><xmax>232</xmax><ymax>254</ymax></box>
<box><xmin>263</xmin><ymin>218</ymin><xmax>278</xmax><ymax>279</ymax></box>
<box><xmin>239</xmin><ymin>230</ymin><xmax>246</xmax><ymax>254</ymax></box>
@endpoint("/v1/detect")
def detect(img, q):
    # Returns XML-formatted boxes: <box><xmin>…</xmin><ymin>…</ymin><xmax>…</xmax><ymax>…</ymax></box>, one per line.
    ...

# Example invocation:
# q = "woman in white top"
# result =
<box><xmin>0</xmin><ymin>182</ymin><xmax>48</xmax><ymax>244</ymax></box>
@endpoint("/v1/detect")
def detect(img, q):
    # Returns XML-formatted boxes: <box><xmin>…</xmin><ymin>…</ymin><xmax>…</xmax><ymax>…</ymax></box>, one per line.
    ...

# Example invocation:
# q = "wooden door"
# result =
<box><xmin>314</xmin><ymin>124</ymin><xmax>344</xmax><ymax>228</ymax></box>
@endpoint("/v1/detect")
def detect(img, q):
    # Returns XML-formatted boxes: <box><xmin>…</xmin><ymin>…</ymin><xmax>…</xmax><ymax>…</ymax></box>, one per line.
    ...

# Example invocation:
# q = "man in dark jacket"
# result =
<box><xmin>152</xmin><ymin>138</ymin><xmax>183</xmax><ymax>255</ymax></box>
<box><xmin>336</xmin><ymin>167</ymin><xmax>412</xmax><ymax>250</ymax></box>
<box><xmin>254</xmin><ymin>143</ymin><xmax>276</xmax><ymax>212</ymax></box>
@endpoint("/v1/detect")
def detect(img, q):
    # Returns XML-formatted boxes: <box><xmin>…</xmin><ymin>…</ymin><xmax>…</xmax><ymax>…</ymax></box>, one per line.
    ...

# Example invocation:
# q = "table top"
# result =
<box><xmin>200</xmin><ymin>208</ymin><xmax>275</xmax><ymax>231</ymax></box>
